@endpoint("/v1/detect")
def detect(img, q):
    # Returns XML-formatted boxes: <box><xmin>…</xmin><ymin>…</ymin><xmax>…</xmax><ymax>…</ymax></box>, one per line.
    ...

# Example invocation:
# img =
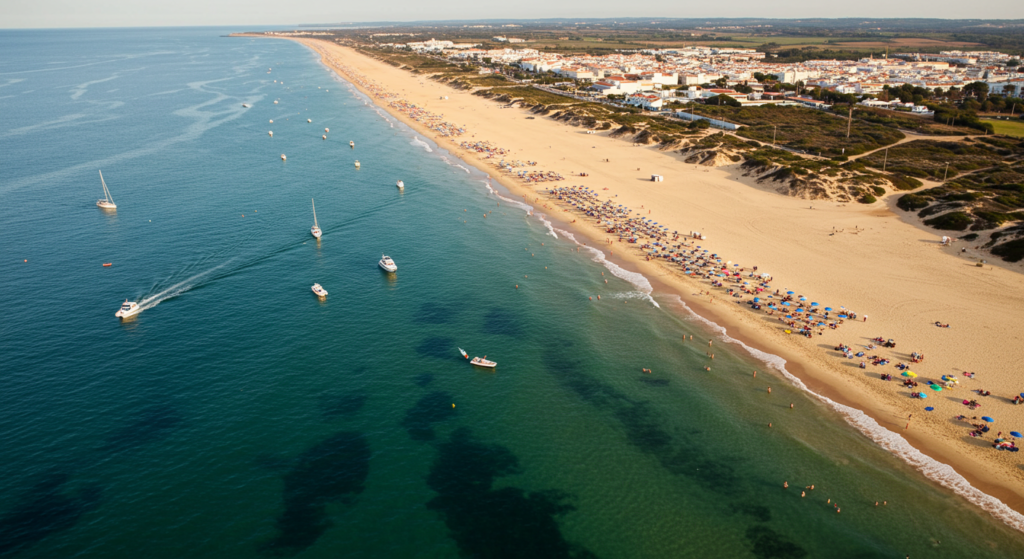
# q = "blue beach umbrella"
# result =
<box><xmin>785</xmin><ymin>315</ymin><xmax>793</xmax><ymax>319</ymax></box>
<box><xmin>918</xmin><ymin>392</ymin><xmax>927</xmax><ymax>399</ymax></box>
<box><xmin>982</xmin><ymin>416</ymin><xmax>994</xmax><ymax>422</ymax></box>
<box><xmin>753</xmin><ymin>297</ymin><xmax>760</xmax><ymax>302</ymax></box>
<box><xmin>795</xmin><ymin>309</ymin><xmax>804</xmax><ymax>313</ymax></box>
<box><xmin>1011</xmin><ymin>431</ymin><xmax>1023</xmax><ymax>438</ymax></box>
<box><xmin>825</xmin><ymin>307</ymin><xmax>833</xmax><ymax>311</ymax></box>
<box><xmin>838</xmin><ymin>314</ymin><xmax>848</xmax><ymax>318</ymax></box>
<box><xmin>782</xmin><ymin>302</ymin><xmax>791</xmax><ymax>306</ymax></box>
<box><xmin>787</xmin><ymin>291</ymin><xmax>795</xmax><ymax>295</ymax></box>
<box><xmin>811</xmin><ymin>302</ymin><xmax>819</xmax><ymax>306</ymax></box>
<box><xmin>925</xmin><ymin>406</ymin><xmax>934</xmax><ymax>411</ymax></box>
<box><xmin>799</xmin><ymin>297</ymin><xmax>807</xmax><ymax>301</ymax></box>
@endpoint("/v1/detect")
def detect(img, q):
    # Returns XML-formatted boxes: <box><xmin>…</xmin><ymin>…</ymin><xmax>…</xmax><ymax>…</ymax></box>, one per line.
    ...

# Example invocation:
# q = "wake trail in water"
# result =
<box><xmin>663</xmin><ymin>294</ymin><xmax>1024</xmax><ymax>533</ymax></box>
<box><xmin>139</xmin><ymin>260</ymin><xmax>234</xmax><ymax>311</ymax></box>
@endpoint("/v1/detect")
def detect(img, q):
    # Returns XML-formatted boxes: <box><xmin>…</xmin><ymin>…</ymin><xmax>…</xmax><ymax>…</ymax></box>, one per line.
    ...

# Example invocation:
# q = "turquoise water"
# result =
<box><xmin>2</xmin><ymin>28</ymin><xmax>1024</xmax><ymax>558</ymax></box>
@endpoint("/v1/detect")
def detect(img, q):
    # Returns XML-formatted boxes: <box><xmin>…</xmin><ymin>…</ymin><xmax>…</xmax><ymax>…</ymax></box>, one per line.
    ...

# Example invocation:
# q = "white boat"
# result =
<box><xmin>115</xmin><ymin>299</ymin><xmax>140</xmax><ymax>318</ymax></box>
<box><xmin>281</xmin><ymin>154</ymin><xmax>286</xmax><ymax>161</ymax></box>
<box><xmin>354</xmin><ymin>160</ymin><xmax>360</xmax><ymax>168</ymax></box>
<box><xmin>325</xmin><ymin>128</ymin><xmax>330</xmax><ymax>133</ymax></box>
<box><xmin>311</xmin><ymin>283</ymin><xmax>328</xmax><ymax>297</ymax></box>
<box><xmin>242</xmin><ymin>103</ymin><xmax>250</xmax><ymax>108</ymax></box>
<box><xmin>311</xmin><ymin>198</ymin><xmax>322</xmax><ymax>239</ymax></box>
<box><xmin>396</xmin><ymin>180</ymin><xmax>405</xmax><ymax>190</ymax></box>
<box><xmin>96</xmin><ymin>170</ymin><xmax>116</xmax><ymax>210</ymax></box>
<box><xmin>349</xmin><ymin>141</ymin><xmax>355</xmax><ymax>148</ymax></box>
<box><xmin>471</xmin><ymin>356</ymin><xmax>497</xmax><ymax>368</ymax></box>
<box><xmin>378</xmin><ymin>254</ymin><xmax>397</xmax><ymax>273</ymax></box>
<box><xmin>307</xmin><ymin>119</ymin><xmax>312</xmax><ymax>123</ymax></box>
<box><xmin>459</xmin><ymin>348</ymin><xmax>469</xmax><ymax>359</ymax></box>
<box><xmin>322</xmin><ymin>135</ymin><xmax>327</xmax><ymax>140</ymax></box>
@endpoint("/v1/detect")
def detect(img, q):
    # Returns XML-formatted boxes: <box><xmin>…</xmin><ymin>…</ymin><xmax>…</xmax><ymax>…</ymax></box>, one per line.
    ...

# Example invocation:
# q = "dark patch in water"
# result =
<box><xmin>730</xmin><ymin>503</ymin><xmax>772</xmax><ymax>522</ymax></box>
<box><xmin>426</xmin><ymin>428</ymin><xmax>594</xmax><ymax>558</ymax></box>
<box><xmin>541</xmin><ymin>338</ymin><xmax>742</xmax><ymax>496</ymax></box>
<box><xmin>416</xmin><ymin>336</ymin><xmax>456</xmax><ymax>360</ymax></box>
<box><xmin>319</xmin><ymin>392</ymin><xmax>367</xmax><ymax>419</ymax></box>
<box><xmin>265</xmin><ymin>432</ymin><xmax>370</xmax><ymax>556</ymax></box>
<box><xmin>414</xmin><ymin>373</ymin><xmax>434</xmax><ymax>387</ymax></box>
<box><xmin>0</xmin><ymin>472</ymin><xmax>101</xmax><ymax>556</ymax></box>
<box><xmin>414</xmin><ymin>302</ymin><xmax>459</xmax><ymax>324</ymax></box>
<box><xmin>401</xmin><ymin>391</ymin><xmax>456</xmax><ymax>441</ymax></box>
<box><xmin>745</xmin><ymin>525</ymin><xmax>807</xmax><ymax>559</ymax></box>
<box><xmin>483</xmin><ymin>308</ymin><xmax>524</xmax><ymax>338</ymax></box>
<box><xmin>102</xmin><ymin>404</ymin><xmax>183</xmax><ymax>451</ymax></box>
<box><xmin>639</xmin><ymin>378</ymin><xmax>669</xmax><ymax>387</ymax></box>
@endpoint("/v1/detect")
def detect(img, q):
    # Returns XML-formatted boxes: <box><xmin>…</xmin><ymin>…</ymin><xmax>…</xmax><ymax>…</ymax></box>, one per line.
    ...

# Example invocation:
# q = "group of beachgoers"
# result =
<box><xmin>459</xmin><ymin>140</ymin><xmax>508</xmax><ymax>158</ymax></box>
<box><xmin>315</xmin><ymin>52</ymin><xmax>466</xmax><ymax>139</ymax></box>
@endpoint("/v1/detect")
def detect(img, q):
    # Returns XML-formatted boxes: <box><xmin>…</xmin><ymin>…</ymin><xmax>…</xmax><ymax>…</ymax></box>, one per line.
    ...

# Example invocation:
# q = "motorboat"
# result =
<box><xmin>378</xmin><ymin>254</ymin><xmax>397</xmax><ymax>273</ymax></box>
<box><xmin>471</xmin><ymin>356</ymin><xmax>497</xmax><ymax>368</ymax></box>
<box><xmin>396</xmin><ymin>180</ymin><xmax>405</xmax><ymax>190</ymax></box>
<box><xmin>460</xmin><ymin>348</ymin><xmax>496</xmax><ymax>368</ymax></box>
<box><xmin>310</xmin><ymin>198</ymin><xmax>322</xmax><ymax>239</ymax></box>
<box><xmin>242</xmin><ymin>103</ymin><xmax>250</xmax><ymax>108</ymax></box>
<box><xmin>311</xmin><ymin>283</ymin><xmax>328</xmax><ymax>297</ymax></box>
<box><xmin>349</xmin><ymin>141</ymin><xmax>355</xmax><ymax>148</ymax></box>
<box><xmin>96</xmin><ymin>170</ymin><xmax>116</xmax><ymax>210</ymax></box>
<box><xmin>115</xmin><ymin>299</ymin><xmax>140</xmax><ymax>318</ymax></box>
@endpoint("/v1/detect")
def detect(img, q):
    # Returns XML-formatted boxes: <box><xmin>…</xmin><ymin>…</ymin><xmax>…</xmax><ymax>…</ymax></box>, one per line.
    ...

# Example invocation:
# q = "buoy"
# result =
<box><xmin>589</xmin><ymin>297</ymin><xmax>592</xmax><ymax>300</ymax></box>
<box><xmin>307</xmin><ymin>118</ymin><xmax>311</xmax><ymax>123</ymax></box>
<box><xmin>322</xmin><ymin>135</ymin><xmax>326</xmax><ymax>140</ymax></box>
<box><xmin>273</xmin><ymin>100</ymin><xmax>278</xmax><ymax>104</ymax></box>
<box><xmin>597</xmin><ymin>295</ymin><xmax>601</xmax><ymax>300</ymax></box>
<box><xmin>24</xmin><ymin>259</ymin><xmax>27</xmax><ymax>262</ymax></box>
<box><xmin>269</xmin><ymin>119</ymin><xmax>273</xmax><ymax>123</ymax></box>
<box><xmin>452</xmin><ymin>404</ymin><xmax>455</xmax><ymax>408</ymax></box>
<box><xmin>269</xmin><ymin>131</ymin><xmax>273</xmax><ymax>137</ymax></box>
<box><xmin>515</xmin><ymin>285</ymin><xmax>519</xmax><ymax>289</ymax></box>
<box><xmin>325</xmin><ymin>128</ymin><xmax>329</xmax><ymax>133</ymax></box>
<box><xmin>354</xmin><ymin>160</ymin><xmax>360</xmax><ymax>168</ymax></box>
<box><xmin>281</xmin><ymin>154</ymin><xmax>286</xmax><ymax>161</ymax></box>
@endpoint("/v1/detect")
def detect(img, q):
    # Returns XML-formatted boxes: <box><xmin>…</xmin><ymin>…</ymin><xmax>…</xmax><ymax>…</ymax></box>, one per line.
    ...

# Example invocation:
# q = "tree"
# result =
<box><xmin>708</xmin><ymin>94</ymin><xmax>740</xmax><ymax>107</ymax></box>
<box><xmin>964</xmin><ymin>81</ymin><xmax>989</xmax><ymax>99</ymax></box>
<box><xmin>714</xmin><ymin>76</ymin><xmax>729</xmax><ymax>88</ymax></box>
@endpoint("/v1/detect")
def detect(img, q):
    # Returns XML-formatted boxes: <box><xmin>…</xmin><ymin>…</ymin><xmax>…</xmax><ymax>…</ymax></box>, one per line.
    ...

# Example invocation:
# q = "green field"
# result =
<box><xmin>985</xmin><ymin>119</ymin><xmax>1024</xmax><ymax>138</ymax></box>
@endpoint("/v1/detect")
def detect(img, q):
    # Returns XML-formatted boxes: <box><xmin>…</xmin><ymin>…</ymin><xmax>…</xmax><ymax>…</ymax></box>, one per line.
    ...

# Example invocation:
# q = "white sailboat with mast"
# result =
<box><xmin>310</xmin><ymin>198</ymin><xmax>322</xmax><ymax>239</ymax></box>
<box><xmin>96</xmin><ymin>170</ymin><xmax>116</xmax><ymax>210</ymax></box>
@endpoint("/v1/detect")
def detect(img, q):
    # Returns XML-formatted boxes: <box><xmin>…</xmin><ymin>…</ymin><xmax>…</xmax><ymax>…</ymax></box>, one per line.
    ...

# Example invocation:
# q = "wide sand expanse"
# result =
<box><xmin>276</xmin><ymin>37</ymin><xmax>1024</xmax><ymax>522</ymax></box>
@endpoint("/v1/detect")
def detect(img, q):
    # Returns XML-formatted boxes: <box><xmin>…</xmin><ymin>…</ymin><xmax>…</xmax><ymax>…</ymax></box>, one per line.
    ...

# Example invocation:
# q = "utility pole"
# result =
<box><xmin>847</xmin><ymin>105</ymin><xmax>853</xmax><ymax>138</ymax></box>
<box><xmin>772</xmin><ymin>125</ymin><xmax>777</xmax><ymax>146</ymax></box>
<box><xmin>943</xmin><ymin>162</ymin><xmax>950</xmax><ymax>181</ymax></box>
<box><xmin>882</xmin><ymin>148</ymin><xmax>888</xmax><ymax>172</ymax></box>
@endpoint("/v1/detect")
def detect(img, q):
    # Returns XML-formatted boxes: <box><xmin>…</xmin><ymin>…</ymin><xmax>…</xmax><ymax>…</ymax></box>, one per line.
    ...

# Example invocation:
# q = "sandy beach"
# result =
<box><xmin>271</xmin><ymin>37</ymin><xmax>1024</xmax><ymax>522</ymax></box>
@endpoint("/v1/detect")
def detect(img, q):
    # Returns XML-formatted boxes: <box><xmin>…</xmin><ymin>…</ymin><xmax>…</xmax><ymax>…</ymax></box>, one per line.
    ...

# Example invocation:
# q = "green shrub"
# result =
<box><xmin>992</xmin><ymin>239</ymin><xmax>1024</xmax><ymax>262</ymax></box>
<box><xmin>860</xmin><ymin>194</ymin><xmax>877</xmax><ymax>204</ymax></box>
<box><xmin>897</xmin><ymin>194</ymin><xmax>930</xmax><ymax>211</ymax></box>
<box><xmin>924</xmin><ymin>211</ymin><xmax>973</xmax><ymax>230</ymax></box>
<box><xmin>888</xmin><ymin>174</ymin><xmax>922</xmax><ymax>191</ymax></box>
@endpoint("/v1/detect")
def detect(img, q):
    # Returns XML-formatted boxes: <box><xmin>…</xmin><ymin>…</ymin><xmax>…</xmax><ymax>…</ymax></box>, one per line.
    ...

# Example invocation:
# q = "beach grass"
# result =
<box><xmin>985</xmin><ymin>118</ymin><xmax>1024</xmax><ymax>138</ymax></box>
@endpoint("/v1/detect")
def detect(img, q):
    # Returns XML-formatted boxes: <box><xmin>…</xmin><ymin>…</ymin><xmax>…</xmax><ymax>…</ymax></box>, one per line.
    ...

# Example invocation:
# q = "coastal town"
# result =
<box><xmin>381</xmin><ymin>38</ymin><xmax>1023</xmax><ymax>114</ymax></box>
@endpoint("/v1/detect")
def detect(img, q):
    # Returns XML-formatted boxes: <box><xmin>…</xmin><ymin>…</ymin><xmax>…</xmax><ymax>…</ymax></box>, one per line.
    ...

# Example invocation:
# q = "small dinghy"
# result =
<box><xmin>460</xmin><ymin>348</ymin><xmax>496</xmax><ymax>368</ymax></box>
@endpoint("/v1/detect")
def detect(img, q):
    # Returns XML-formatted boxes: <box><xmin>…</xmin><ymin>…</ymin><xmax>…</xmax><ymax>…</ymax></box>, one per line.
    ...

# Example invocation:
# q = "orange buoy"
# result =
<box><xmin>597</xmin><ymin>295</ymin><xmax>601</xmax><ymax>300</ymax></box>
<box><xmin>103</xmin><ymin>263</ymin><xmax>112</xmax><ymax>267</ymax></box>
<box><xmin>589</xmin><ymin>297</ymin><xmax>592</xmax><ymax>300</ymax></box>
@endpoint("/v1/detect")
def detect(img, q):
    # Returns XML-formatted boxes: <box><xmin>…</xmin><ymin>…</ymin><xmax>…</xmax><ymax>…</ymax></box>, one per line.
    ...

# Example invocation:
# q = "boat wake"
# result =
<box><xmin>663</xmin><ymin>294</ymin><xmax>1024</xmax><ymax>533</ymax></box>
<box><xmin>137</xmin><ymin>260</ymin><xmax>234</xmax><ymax>312</ymax></box>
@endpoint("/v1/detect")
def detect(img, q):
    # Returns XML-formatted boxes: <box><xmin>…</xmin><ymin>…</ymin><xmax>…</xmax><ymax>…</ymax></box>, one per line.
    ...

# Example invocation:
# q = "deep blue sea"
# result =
<box><xmin>2</xmin><ymin>28</ymin><xmax>1024</xmax><ymax>558</ymax></box>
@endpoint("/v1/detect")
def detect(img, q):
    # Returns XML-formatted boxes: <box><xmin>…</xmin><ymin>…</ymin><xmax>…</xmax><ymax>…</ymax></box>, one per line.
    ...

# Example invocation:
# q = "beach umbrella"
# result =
<box><xmin>982</xmin><ymin>416</ymin><xmax>994</xmax><ymax>422</ymax></box>
<box><xmin>818</xmin><ymin>322</ymin><xmax>826</xmax><ymax>326</ymax></box>
<box><xmin>838</xmin><ymin>314</ymin><xmax>848</xmax><ymax>318</ymax></box>
<box><xmin>753</xmin><ymin>297</ymin><xmax>760</xmax><ymax>302</ymax></box>
<box><xmin>795</xmin><ymin>309</ymin><xmax>804</xmax><ymax>313</ymax></box>
<box><xmin>799</xmin><ymin>297</ymin><xmax>807</xmax><ymax>301</ymax></box>
<box><xmin>787</xmin><ymin>291</ymin><xmax>795</xmax><ymax>295</ymax></box>
<box><xmin>1011</xmin><ymin>431</ymin><xmax>1023</xmax><ymax>438</ymax></box>
<box><xmin>785</xmin><ymin>315</ymin><xmax>793</xmax><ymax>319</ymax></box>
<box><xmin>811</xmin><ymin>302</ymin><xmax>819</xmax><ymax>306</ymax></box>
<box><xmin>930</xmin><ymin>385</ymin><xmax>943</xmax><ymax>391</ymax></box>
<box><xmin>825</xmin><ymin>307</ymin><xmax>833</xmax><ymax>311</ymax></box>
<box><xmin>925</xmin><ymin>407</ymin><xmax>934</xmax><ymax>411</ymax></box>
<box><xmin>901</xmin><ymin>372</ymin><xmax>911</xmax><ymax>377</ymax></box>
<box><xmin>782</xmin><ymin>302</ymin><xmax>791</xmax><ymax>306</ymax></box>
<box><xmin>918</xmin><ymin>392</ymin><xmax>928</xmax><ymax>399</ymax></box>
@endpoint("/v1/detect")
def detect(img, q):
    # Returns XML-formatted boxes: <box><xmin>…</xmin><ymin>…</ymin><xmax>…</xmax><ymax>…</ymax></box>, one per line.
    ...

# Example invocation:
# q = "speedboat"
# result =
<box><xmin>396</xmin><ymin>180</ymin><xmax>405</xmax><ymax>190</ymax></box>
<box><xmin>378</xmin><ymin>254</ymin><xmax>397</xmax><ymax>273</ymax></box>
<box><xmin>115</xmin><ymin>299</ymin><xmax>140</xmax><ymax>318</ymax></box>
<box><xmin>311</xmin><ymin>283</ymin><xmax>328</xmax><ymax>297</ymax></box>
<box><xmin>471</xmin><ymin>356</ymin><xmax>497</xmax><ymax>368</ymax></box>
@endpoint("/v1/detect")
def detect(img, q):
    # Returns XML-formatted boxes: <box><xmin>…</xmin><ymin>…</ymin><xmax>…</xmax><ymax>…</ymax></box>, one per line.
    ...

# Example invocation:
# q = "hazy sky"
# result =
<box><xmin>3</xmin><ymin>0</ymin><xmax>1023</xmax><ymax>28</ymax></box>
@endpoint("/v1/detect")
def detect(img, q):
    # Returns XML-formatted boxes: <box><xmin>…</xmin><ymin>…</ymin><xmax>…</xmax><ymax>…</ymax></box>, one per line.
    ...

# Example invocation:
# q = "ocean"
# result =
<box><xmin>1</xmin><ymin>27</ymin><xmax>1023</xmax><ymax>558</ymax></box>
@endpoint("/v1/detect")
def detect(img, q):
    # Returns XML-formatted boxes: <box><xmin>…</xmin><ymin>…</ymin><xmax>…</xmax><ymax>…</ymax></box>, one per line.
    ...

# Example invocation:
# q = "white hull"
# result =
<box><xmin>311</xmin><ymin>198</ymin><xmax>321</xmax><ymax>238</ymax></box>
<box><xmin>311</xmin><ymin>283</ymin><xmax>328</xmax><ymax>297</ymax></box>
<box><xmin>396</xmin><ymin>180</ymin><xmax>404</xmax><ymax>190</ymax></box>
<box><xmin>311</xmin><ymin>227</ymin><xmax>322</xmax><ymax>238</ymax></box>
<box><xmin>96</xmin><ymin>200</ymin><xmax>117</xmax><ymax>209</ymax></box>
<box><xmin>470</xmin><ymin>357</ymin><xmax>497</xmax><ymax>368</ymax></box>
<box><xmin>115</xmin><ymin>301</ymin><xmax>140</xmax><ymax>318</ymax></box>
<box><xmin>378</xmin><ymin>255</ymin><xmax>397</xmax><ymax>273</ymax></box>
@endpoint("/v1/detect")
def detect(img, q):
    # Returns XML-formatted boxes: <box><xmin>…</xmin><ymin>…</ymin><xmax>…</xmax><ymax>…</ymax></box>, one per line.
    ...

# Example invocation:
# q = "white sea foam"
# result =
<box><xmin>410</xmin><ymin>137</ymin><xmax>432</xmax><ymax>152</ymax></box>
<box><xmin>556</xmin><ymin>228</ymin><xmax>659</xmax><ymax>308</ymax></box>
<box><xmin>663</xmin><ymin>294</ymin><xmax>1024</xmax><ymax>533</ymax></box>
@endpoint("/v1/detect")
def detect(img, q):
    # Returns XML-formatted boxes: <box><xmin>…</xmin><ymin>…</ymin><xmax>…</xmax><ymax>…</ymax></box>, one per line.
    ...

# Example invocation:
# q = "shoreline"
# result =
<box><xmin>244</xmin><ymin>35</ymin><xmax>1024</xmax><ymax>529</ymax></box>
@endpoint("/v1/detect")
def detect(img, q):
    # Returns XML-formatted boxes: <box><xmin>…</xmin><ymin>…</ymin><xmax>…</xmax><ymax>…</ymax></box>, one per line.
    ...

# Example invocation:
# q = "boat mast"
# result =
<box><xmin>312</xmin><ymin>198</ymin><xmax>318</xmax><ymax>228</ymax></box>
<box><xmin>99</xmin><ymin>170</ymin><xmax>114</xmax><ymax>204</ymax></box>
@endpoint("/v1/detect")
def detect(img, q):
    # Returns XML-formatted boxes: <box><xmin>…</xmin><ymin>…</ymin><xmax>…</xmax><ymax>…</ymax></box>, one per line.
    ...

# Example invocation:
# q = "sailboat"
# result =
<box><xmin>310</xmin><ymin>198</ymin><xmax>322</xmax><ymax>239</ymax></box>
<box><xmin>96</xmin><ymin>170</ymin><xmax>116</xmax><ymax>210</ymax></box>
